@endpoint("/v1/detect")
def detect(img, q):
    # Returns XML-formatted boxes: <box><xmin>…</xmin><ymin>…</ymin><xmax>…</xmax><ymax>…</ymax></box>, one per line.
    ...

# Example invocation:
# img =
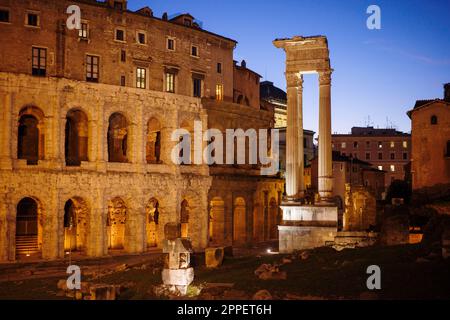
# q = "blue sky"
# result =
<box><xmin>128</xmin><ymin>0</ymin><xmax>450</xmax><ymax>134</ymax></box>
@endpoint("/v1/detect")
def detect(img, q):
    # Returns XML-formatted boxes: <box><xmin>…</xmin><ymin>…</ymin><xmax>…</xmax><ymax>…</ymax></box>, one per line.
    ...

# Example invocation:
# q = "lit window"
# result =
<box><xmin>390</xmin><ymin>141</ymin><xmax>395</xmax><ymax>148</ymax></box>
<box><xmin>32</xmin><ymin>47</ymin><xmax>47</xmax><ymax>77</ymax></box>
<box><xmin>86</xmin><ymin>55</ymin><xmax>99</xmax><ymax>82</ymax></box>
<box><xmin>79</xmin><ymin>23</ymin><xmax>88</xmax><ymax>39</ymax></box>
<box><xmin>193</xmin><ymin>77</ymin><xmax>202</xmax><ymax>97</ymax></box>
<box><xmin>0</xmin><ymin>9</ymin><xmax>10</xmax><ymax>23</ymax></box>
<box><xmin>390</xmin><ymin>165</ymin><xmax>395</xmax><ymax>172</ymax></box>
<box><xmin>115</xmin><ymin>29</ymin><xmax>125</xmax><ymax>41</ymax></box>
<box><xmin>215</xmin><ymin>84</ymin><xmax>223</xmax><ymax>101</ymax></box>
<box><xmin>341</xmin><ymin>142</ymin><xmax>346</xmax><ymax>149</ymax></box>
<box><xmin>136</xmin><ymin>67</ymin><xmax>146</xmax><ymax>89</ymax></box>
<box><xmin>165</xmin><ymin>73</ymin><xmax>175</xmax><ymax>93</ymax></box>
<box><xmin>378</xmin><ymin>166</ymin><xmax>383</xmax><ymax>171</ymax></box>
<box><xmin>378</xmin><ymin>141</ymin><xmax>383</xmax><ymax>149</ymax></box>
<box><xmin>27</xmin><ymin>13</ymin><xmax>39</xmax><ymax>27</ymax></box>
<box><xmin>167</xmin><ymin>38</ymin><xmax>175</xmax><ymax>51</ymax></box>
<box><xmin>191</xmin><ymin>45</ymin><xmax>199</xmax><ymax>57</ymax></box>
<box><xmin>403</xmin><ymin>141</ymin><xmax>408</xmax><ymax>148</ymax></box>
<box><xmin>137</xmin><ymin>32</ymin><xmax>146</xmax><ymax>44</ymax></box>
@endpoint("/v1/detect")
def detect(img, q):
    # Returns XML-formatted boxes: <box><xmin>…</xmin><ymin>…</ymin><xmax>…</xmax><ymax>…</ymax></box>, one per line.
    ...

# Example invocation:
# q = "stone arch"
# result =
<box><xmin>146</xmin><ymin>117</ymin><xmax>162</xmax><ymax>164</ymax></box>
<box><xmin>233</xmin><ymin>197</ymin><xmax>246</xmax><ymax>244</ymax></box>
<box><xmin>107</xmin><ymin>112</ymin><xmax>129</xmax><ymax>163</ymax></box>
<box><xmin>17</xmin><ymin>106</ymin><xmax>45</xmax><ymax>164</ymax></box>
<box><xmin>146</xmin><ymin>198</ymin><xmax>160</xmax><ymax>248</ymax></box>
<box><xmin>16</xmin><ymin>197</ymin><xmax>43</xmax><ymax>259</ymax></box>
<box><xmin>63</xmin><ymin>197</ymin><xmax>89</xmax><ymax>253</ymax></box>
<box><xmin>209</xmin><ymin>197</ymin><xmax>225</xmax><ymax>245</ymax></box>
<box><xmin>180</xmin><ymin>199</ymin><xmax>190</xmax><ymax>238</ymax></box>
<box><xmin>65</xmin><ymin>109</ymin><xmax>89</xmax><ymax>166</ymax></box>
<box><xmin>107</xmin><ymin>197</ymin><xmax>127</xmax><ymax>250</ymax></box>
<box><xmin>268</xmin><ymin>197</ymin><xmax>278</xmax><ymax>239</ymax></box>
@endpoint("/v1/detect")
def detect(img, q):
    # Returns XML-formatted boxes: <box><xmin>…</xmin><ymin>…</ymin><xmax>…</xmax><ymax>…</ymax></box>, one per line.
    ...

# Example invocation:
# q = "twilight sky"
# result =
<box><xmin>128</xmin><ymin>0</ymin><xmax>450</xmax><ymax>135</ymax></box>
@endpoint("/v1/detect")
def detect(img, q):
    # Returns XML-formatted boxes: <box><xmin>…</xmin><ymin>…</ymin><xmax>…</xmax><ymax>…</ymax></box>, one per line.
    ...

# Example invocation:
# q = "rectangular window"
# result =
<box><xmin>27</xmin><ymin>13</ymin><xmax>39</xmax><ymax>27</ymax></box>
<box><xmin>32</xmin><ymin>47</ymin><xmax>47</xmax><ymax>76</ymax></box>
<box><xmin>341</xmin><ymin>142</ymin><xmax>346</xmax><ymax>149</ymax></box>
<box><xmin>378</xmin><ymin>141</ymin><xmax>383</xmax><ymax>149</ymax></box>
<box><xmin>217</xmin><ymin>63</ymin><xmax>222</xmax><ymax>74</ymax></box>
<box><xmin>390</xmin><ymin>153</ymin><xmax>395</xmax><ymax>160</ymax></box>
<box><xmin>79</xmin><ymin>23</ymin><xmax>88</xmax><ymax>39</ymax></box>
<box><xmin>193</xmin><ymin>78</ymin><xmax>202</xmax><ymax>98</ymax></box>
<box><xmin>120</xmin><ymin>75</ymin><xmax>126</xmax><ymax>86</ymax></box>
<box><xmin>215</xmin><ymin>84</ymin><xmax>223</xmax><ymax>101</ymax></box>
<box><xmin>403</xmin><ymin>152</ymin><xmax>408</xmax><ymax>160</ymax></box>
<box><xmin>167</xmin><ymin>38</ymin><xmax>175</xmax><ymax>51</ymax></box>
<box><xmin>390</xmin><ymin>141</ymin><xmax>395</xmax><ymax>148</ymax></box>
<box><xmin>353</xmin><ymin>141</ymin><xmax>358</xmax><ymax>149</ymax></box>
<box><xmin>191</xmin><ymin>45</ymin><xmax>199</xmax><ymax>57</ymax></box>
<box><xmin>165</xmin><ymin>73</ymin><xmax>175</xmax><ymax>93</ymax></box>
<box><xmin>86</xmin><ymin>55</ymin><xmax>99</xmax><ymax>82</ymax></box>
<box><xmin>136</xmin><ymin>67</ymin><xmax>146</xmax><ymax>89</ymax></box>
<box><xmin>115</xmin><ymin>29</ymin><xmax>125</xmax><ymax>41</ymax></box>
<box><xmin>366</xmin><ymin>141</ymin><xmax>370</xmax><ymax>148</ymax></box>
<box><xmin>378</xmin><ymin>166</ymin><xmax>383</xmax><ymax>171</ymax></box>
<box><xmin>390</xmin><ymin>165</ymin><xmax>395</xmax><ymax>172</ymax></box>
<box><xmin>120</xmin><ymin>50</ymin><xmax>126</xmax><ymax>62</ymax></box>
<box><xmin>137</xmin><ymin>32</ymin><xmax>146</xmax><ymax>44</ymax></box>
<box><xmin>378</xmin><ymin>152</ymin><xmax>383</xmax><ymax>160</ymax></box>
<box><xmin>365</xmin><ymin>153</ymin><xmax>371</xmax><ymax>160</ymax></box>
<box><xmin>403</xmin><ymin>141</ymin><xmax>408</xmax><ymax>148</ymax></box>
<box><xmin>0</xmin><ymin>9</ymin><xmax>10</xmax><ymax>23</ymax></box>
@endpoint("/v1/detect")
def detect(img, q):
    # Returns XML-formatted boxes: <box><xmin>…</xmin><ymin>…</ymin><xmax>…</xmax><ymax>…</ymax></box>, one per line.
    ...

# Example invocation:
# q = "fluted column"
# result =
<box><xmin>285</xmin><ymin>72</ymin><xmax>303</xmax><ymax>201</ymax></box>
<box><xmin>318</xmin><ymin>70</ymin><xmax>333</xmax><ymax>201</ymax></box>
<box><xmin>297</xmin><ymin>78</ymin><xmax>305</xmax><ymax>198</ymax></box>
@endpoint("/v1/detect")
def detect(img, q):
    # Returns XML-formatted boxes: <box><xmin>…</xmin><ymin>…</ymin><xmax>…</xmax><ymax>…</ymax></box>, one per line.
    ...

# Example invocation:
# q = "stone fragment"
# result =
<box><xmin>205</xmin><ymin>247</ymin><xmax>224</xmax><ymax>268</ymax></box>
<box><xmin>253</xmin><ymin>290</ymin><xmax>272</xmax><ymax>300</ymax></box>
<box><xmin>300</xmin><ymin>251</ymin><xmax>310</xmax><ymax>260</ymax></box>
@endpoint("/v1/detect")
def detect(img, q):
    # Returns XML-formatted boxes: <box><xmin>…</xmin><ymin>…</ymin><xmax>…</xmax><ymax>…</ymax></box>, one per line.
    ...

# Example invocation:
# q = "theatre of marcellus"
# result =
<box><xmin>0</xmin><ymin>0</ymin><xmax>284</xmax><ymax>262</ymax></box>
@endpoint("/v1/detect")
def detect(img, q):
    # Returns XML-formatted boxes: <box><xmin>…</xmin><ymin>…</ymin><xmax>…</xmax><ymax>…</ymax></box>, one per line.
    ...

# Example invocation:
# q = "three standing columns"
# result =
<box><xmin>285</xmin><ymin>70</ymin><xmax>333</xmax><ymax>203</ymax></box>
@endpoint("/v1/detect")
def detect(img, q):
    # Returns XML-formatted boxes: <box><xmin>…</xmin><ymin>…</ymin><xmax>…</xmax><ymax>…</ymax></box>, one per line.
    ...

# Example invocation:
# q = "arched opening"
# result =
<box><xmin>107</xmin><ymin>197</ymin><xmax>127</xmax><ymax>250</ymax></box>
<box><xmin>209</xmin><ymin>197</ymin><xmax>225</xmax><ymax>245</ymax></box>
<box><xmin>268</xmin><ymin>198</ymin><xmax>278</xmax><ymax>240</ymax></box>
<box><xmin>179</xmin><ymin>120</ymin><xmax>193</xmax><ymax>165</ymax></box>
<box><xmin>233</xmin><ymin>197</ymin><xmax>246</xmax><ymax>244</ymax></box>
<box><xmin>65</xmin><ymin>109</ymin><xmax>88</xmax><ymax>166</ymax></box>
<box><xmin>146</xmin><ymin>198</ymin><xmax>160</xmax><ymax>248</ymax></box>
<box><xmin>146</xmin><ymin>118</ymin><xmax>162</xmax><ymax>164</ymax></box>
<box><xmin>16</xmin><ymin>197</ymin><xmax>42</xmax><ymax>258</ymax></box>
<box><xmin>180</xmin><ymin>199</ymin><xmax>190</xmax><ymax>238</ymax></box>
<box><xmin>431</xmin><ymin>115</ymin><xmax>438</xmax><ymax>125</ymax></box>
<box><xmin>63</xmin><ymin>198</ymin><xmax>88</xmax><ymax>253</ymax></box>
<box><xmin>108</xmin><ymin>113</ymin><xmax>128</xmax><ymax>163</ymax></box>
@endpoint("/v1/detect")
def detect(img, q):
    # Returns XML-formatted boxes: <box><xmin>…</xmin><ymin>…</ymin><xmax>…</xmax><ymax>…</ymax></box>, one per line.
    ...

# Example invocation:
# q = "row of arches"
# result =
<box><xmin>13</xmin><ymin>196</ymin><xmax>192</xmax><ymax>259</ymax></box>
<box><xmin>17</xmin><ymin>106</ymin><xmax>163</xmax><ymax>166</ymax></box>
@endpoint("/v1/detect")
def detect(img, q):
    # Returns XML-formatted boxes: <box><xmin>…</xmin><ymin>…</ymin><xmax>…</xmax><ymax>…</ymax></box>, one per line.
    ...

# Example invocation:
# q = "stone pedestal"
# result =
<box><xmin>161</xmin><ymin>268</ymin><xmax>194</xmax><ymax>295</ymax></box>
<box><xmin>278</xmin><ymin>203</ymin><xmax>338</xmax><ymax>253</ymax></box>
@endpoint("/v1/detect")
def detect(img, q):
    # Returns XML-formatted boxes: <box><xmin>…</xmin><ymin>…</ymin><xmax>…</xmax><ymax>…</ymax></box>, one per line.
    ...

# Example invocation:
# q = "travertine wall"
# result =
<box><xmin>0</xmin><ymin>72</ymin><xmax>211</xmax><ymax>261</ymax></box>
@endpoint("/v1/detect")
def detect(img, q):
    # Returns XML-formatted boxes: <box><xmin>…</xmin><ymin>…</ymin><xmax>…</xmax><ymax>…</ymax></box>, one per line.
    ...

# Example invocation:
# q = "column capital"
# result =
<box><xmin>285</xmin><ymin>72</ymin><xmax>303</xmax><ymax>89</ymax></box>
<box><xmin>319</xmin><ymin>70</ymin><xmax>333</xmax><ymax>86</ymax></box>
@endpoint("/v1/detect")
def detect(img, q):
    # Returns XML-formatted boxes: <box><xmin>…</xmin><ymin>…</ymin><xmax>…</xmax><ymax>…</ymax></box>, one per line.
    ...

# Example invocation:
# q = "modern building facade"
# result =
<box><xmin>332</xmin><ymin>127</ymin><xmax>411</xmax><ymax>189</ymax></box>
<box><xmin>0</xmin><ymin>0</ymin><xmax>282</xmax><ymax>262</ymax></box>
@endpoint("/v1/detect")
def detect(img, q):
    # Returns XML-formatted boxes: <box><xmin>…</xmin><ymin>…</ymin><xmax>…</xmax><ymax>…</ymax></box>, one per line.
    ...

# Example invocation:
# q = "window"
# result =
<box><xmin>378</xmin><ymin>166</ymin><xmax>383</xmax><ymax>171</ymax></box>
<box><xmin>0</xmin><ymin>9</ymin><xmax>10</xmax><ymax>23</ymax></box>
<box><xmin>217</xmin><ymin>63</ymin><xmax>222</xmax><ymax>74</ymax></box>
<box><xmin>353</xmin><ymin>141</ymin><xmax>358</xmax><ymax>149</ymax></box>
<box><xmin>115</xmin><ymin>29</ymin><xmax>125</xmax><ymax>41</ymax></box>
<box><xmin>120</xmin><ymin>50</ymin><xmax>126</xmax><ymax>62</ymax></box>
<box><xmin>390</xmin><ymin>165</ymin><xmax>395</xmax><ymax>172</ymax></box>
<box><xmin>431</xmin><ymin>115</ymin><xmax>438</xmax><ymax>125</ymax></box>
<box><xmin>120</xmin><ymin>75</ymin><xmax>126</xmax><ymax>87</ymax></box>
<box><xmin>341</xmin><ymin>142</ymin><xmax>346</xmax><ymax>149</ymax></box>
<box><xmin>79</xmin><ymin>23</ymin><xmax>88</xmax><ymax>39</ymax></box>
<box><xmin>403</xmin><ymin>152</ymin><xmax>408</xmax><ymax>160</ymax></box>
<box><xmin>114</xmin><ymin>1</ymin><xmax>124</xmax><ymax>10</ymax></box>
<box><xmin>446</xmin><ymin>141</ymin><xmax>450</xmax><ymax>157</ymax></box>
<box><xmin>390</xmin><ymin>141</ymin><xmax>395</xmax><ymax>148</ymax></box>
<box><xmin>215</xmin><ymin>84</ymin><xmax>223</xmax><ymax>101</ymax></box>
<box><xmin>86</xmin><ymin>55</ymin><xmax>99</xmax><ymax>82</ymax></box>
<box><xmin>165</xmin><ymin>73</ymin><xmax>175</xmax><ymax>93</ymax></box>
<box><xmin>378</xmin><ymin>141</ymin><xmax>383</xmax><ymax>149</ymax></box>
<box><xmin>137</xmin><ymin>32</ymin><xmax>146</xmax><ymax>44</ymax></box>
<box><xmin>403</xmin><ymin>141</ymin><xmax>408</xmax><ymax>148</ymax></box>
<box><xmin>378</xmin><ymin>152</ymin><xmax>383</xmax><ymax>160</ymax></box>
<box><xmin>390</xmin><ymin>153</ymin><xmax>395</xmax><ymax>160</ymax></box>
<box><xmin>366</xmin><ymin>141</ymin><xmax>370</xmax><ymax>148</ymax></box>
<box><xmin>32</xmin><ymin>47</ymin><xmax>47</xmax><ymax>76</ymax></box>
<box><xmin>365</xmin><ymin>152</ymin><xmax>371</xmax><ymax>160</ymax></box>
<box><xmin>191</xmin><ymin>45</ymin><xmax>199</xmax><ymax>57</ymax></box>
<box><xmin>27</xmin><ymin>13</ymin><xmax>39</xmax><ymax>27</ymax></box>
<box><xmin>193</xmin><ymin>78</ymin><xmax>202</xmax><ymax>97</ymax></box>
<box><xmin>167</xmin><ymin>38</ymin><xmax>175</xmax><ymax>51</ymax></box>
<box><xmin>136</xmin><ymin>67</ymin><xmax>146</xmax><ymax>89</ymax></box>
<box><xmin>184</xmin><ymin>18</ymin><xmax>192</xmax><ymax>27</ymax></box>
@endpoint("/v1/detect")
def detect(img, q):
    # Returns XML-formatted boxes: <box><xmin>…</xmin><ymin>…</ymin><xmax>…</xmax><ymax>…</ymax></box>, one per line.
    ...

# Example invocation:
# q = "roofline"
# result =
<box><xmin>407</xmin><ymin>99</ymin><xmax>450</xmax><ymax>119</ymax></box>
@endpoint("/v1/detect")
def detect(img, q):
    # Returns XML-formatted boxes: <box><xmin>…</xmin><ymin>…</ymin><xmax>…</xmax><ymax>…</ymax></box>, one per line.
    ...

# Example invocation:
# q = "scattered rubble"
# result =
<box><xmin>252</xmin><ymin>290</ymin><xmax>272</xmax><ymax>300</ymax></box>
<box><xmin>254</xmin><ymin>264</ymin><xmax>287</xmax><ymax>280</ymax></box>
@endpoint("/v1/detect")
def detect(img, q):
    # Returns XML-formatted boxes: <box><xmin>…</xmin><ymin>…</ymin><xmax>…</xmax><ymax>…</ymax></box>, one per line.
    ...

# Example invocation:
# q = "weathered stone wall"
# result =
<box><xmin>343</xmin><ymin>184</ymin><xmax>377</xmax><ymax>232</ymax></box>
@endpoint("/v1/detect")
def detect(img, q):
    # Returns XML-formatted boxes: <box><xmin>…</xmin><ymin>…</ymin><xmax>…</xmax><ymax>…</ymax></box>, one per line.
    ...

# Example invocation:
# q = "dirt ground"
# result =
<box><xmin>0</xmin><ymin>243</ymin><xmax>449</xmax><ymax>300</ymax></box>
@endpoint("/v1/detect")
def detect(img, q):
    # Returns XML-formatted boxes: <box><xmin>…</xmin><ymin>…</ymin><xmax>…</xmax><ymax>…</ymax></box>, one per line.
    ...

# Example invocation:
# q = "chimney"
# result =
<box><xmin>444</xmin><ymin>83</ymin><xmax>450</xmax><ymax>102</ymax></box>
